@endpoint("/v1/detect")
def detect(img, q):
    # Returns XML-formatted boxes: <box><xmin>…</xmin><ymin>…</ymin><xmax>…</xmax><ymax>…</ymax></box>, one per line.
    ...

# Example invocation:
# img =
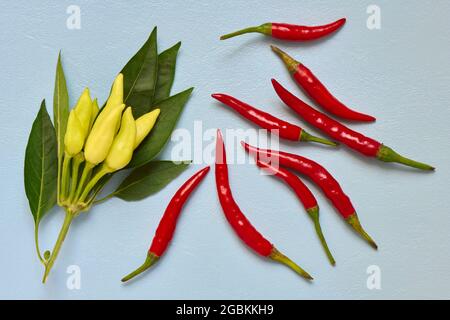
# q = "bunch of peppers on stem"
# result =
<box><xmin>41</xmin><ymin>73</ymin><xmax>161</xmax><ymax>282</ymax></box>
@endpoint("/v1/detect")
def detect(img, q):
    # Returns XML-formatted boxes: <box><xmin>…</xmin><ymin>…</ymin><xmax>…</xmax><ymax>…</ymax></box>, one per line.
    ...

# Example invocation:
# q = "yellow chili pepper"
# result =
<box><xmin>74</xmin><ymin>103</ymin><xmax>125</xmax><ymax>202</ymax></box>
<box><xmin>63</xmin><ymin>88</ymin><xmax>94</xmax><ymax>157</ymax></box>
<box><xmin>84</xmin><ymin>103</ymin><xmax>126</xmax><ymax>165</ymax></box>
<box><xmin>105</xmin><ymin>73</ymin><xmax>123</xmax><ymax>111</ymax></box>
<box><xmin>62</xmin><ymin>109</ymin><xmax>86</xmax><ymax>201</ymax></box>
<box><xmin>73</xmin><ymin>88</ymin><xmax>93</xmax><ymax>136</ymax></box>
<box><xmin>79</xmin><ymin>107</ymin><xmax>136</xmax><ymax>202</ymax></box>
<box><xmin>90</xmin><ymin>98</ymin><xmax>99</xmax><ymax>129</ymax></box>
<box><xmin>134</xmin><ymin>109</ymin><xmax>160</xmax><ymax>149</ymax></box>
<box><xmin>92</xmin><ymin>73</ymin><xmax>124</xmax><ymax>133</ymax></box>
<box><xmin>105</xmin><ymin>107</ymin><xmax>136</xmax><ymax>171</ymax></box>
<box><xmin>64</xmin><ymin>110</ymin><xmax>85</xmax><ymax>156</ymax></box>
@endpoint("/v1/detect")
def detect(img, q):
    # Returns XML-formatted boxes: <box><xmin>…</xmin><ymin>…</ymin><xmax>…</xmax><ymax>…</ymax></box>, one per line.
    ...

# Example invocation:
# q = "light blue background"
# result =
<box><xmin>1</xmin><ymin>0</ymin><xmax>449</xmax><ymax>299</ymax></box>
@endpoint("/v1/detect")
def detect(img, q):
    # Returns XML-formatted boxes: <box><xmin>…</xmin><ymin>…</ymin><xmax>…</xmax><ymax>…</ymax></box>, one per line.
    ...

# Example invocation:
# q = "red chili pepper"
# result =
<box><xmin>255</xmin><ymin>160</ymin><xmax>336</xmax><ymax>265</ymax></box>
<box><xmin>215</xmin><ymin>130</ymin><xmax>312</xmax><ymax>280</ymax></box>
<box><xmin>220</xmin><ymin>18</ymin><xmax>346</xmax><ymax>41</ymax></box>
<box><xmin>212</xmin><ymin>93</ymin><xmax>337</xmax><ymax>146</ymax></box>
<box><xmin>121</xmin><ymin>166</ymin><xmax>210</xmax><ymax>282</ymax></box>
<box><xmin>242</xmin><ymin>142</ymin><xmax>377</xmax><ymax>249</ymax></box>
<box><xmin>272</xmin><ymin>79</ymin><xmax>435</xmax><ymax>171</ymax></box>
<box><xmin>271</xmin><ymin>46</ymin><xmax>376</xmax><ymax>122</ymax></box>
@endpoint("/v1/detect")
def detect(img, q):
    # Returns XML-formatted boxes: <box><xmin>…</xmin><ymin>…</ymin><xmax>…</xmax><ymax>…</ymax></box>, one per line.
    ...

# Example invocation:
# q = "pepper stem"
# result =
<box><xmin>300</xmin><ymin>130</ymin><xmax>338</xmax><ymax>147</ymax></box>
<box><xmin>60</xmin><ymin>153</ymin><xmax>72</xmax><ymax>202</ymax></box>
<box><xmin>42</xmin><ymin>209</ymin><xmax>75</xmax><ymax>283</ymax></box>
<box><xmin>220</xmin><ymin>23</ymin><xmax>271</xmax><ymax>40</ymax></box>
<box><xmin>269</xmin><ymin>247</ymin><xmax>313</xmax><ymax>280</ymax></box>
<box><xmin>68</xmin><ymin>153</ymin><xmax>85</xmax><ymax>203</ymax></box>
<box><xmin>78</xmin><ymin>164</ymin><xmax>112</xmax><ymax>203</ymax></box>
<box><xmin>307</xmin><ymin>207</ymin><xmax>336</xmax><ymax>266</ymax></box>
<box><xmin>73</xmin><ymin>162</ymin><xmax>95</xmax><ymax>202</ymax></box>
<box><xmin>346</xmin><ymin>214</ymin><xmax>378</xmax><ymax>250</ymax></box>
<box><xmin>34</xmin><ymin>224</ymin><xmax>44</xmax><ymax>264</ymax></box>
<box><xmin>270</xmin><ymin>45</ymin><xmax>300</xmax><ymax>73</ymax></box>
<box><xmin>121</xmin><ymin>253</ymin><xmax>160</xmax><ymax>282</ymax></box>
<box><xmin>377</xmin><ymin>145</ymin><xmax>435</xmax><ymax>171</ymax></box>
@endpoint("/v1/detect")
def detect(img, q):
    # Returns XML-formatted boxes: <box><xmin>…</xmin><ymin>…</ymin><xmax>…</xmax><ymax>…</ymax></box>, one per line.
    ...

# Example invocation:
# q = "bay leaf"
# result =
<box><xmin>153</xmin><ymin>42</ymin><xmax>181</xmax><ymax>103</ymax></box>
<box><xmin>121</xmin><ymin>27</ymin><xmax>158</xmax><ymax>118</ymax></box>
<box><xmin>53</xmin><ymin>52</ymin><xmax>69</xmax><ymax>203</ymax></box>
<box><xmin>115</xmin><ymin>160</ymin><xmax>190</xmax><ymax>201</ymax></box>
<box><xmin>128</xmin><ymin>87</ymin><xmax>193</xmax><ymax>168</ymax></box>
<box><xmin>24</xmin><ymin>100</ymin><xmax>58</xmax><ymax>224</ymax></box>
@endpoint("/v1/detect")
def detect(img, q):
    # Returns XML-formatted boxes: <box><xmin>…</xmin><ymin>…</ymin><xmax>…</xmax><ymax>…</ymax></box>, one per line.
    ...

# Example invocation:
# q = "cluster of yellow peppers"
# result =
<box><xmin>60</xmin><ymin>74</ymin><xmax>160</xmax><ymax>212</ymax></box>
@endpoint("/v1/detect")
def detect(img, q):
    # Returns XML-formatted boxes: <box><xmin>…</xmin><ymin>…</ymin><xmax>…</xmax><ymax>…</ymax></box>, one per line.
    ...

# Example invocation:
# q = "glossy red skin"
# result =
<box><xmin>256</xmin><ymin>160</ymin><xmax>317</xmax><ymax>210</ymax></box>
<box><xmin>212</xmin><ymin>93</ymin><xmax>301</xmax><ymax>141</ymax></box>
<box><xmin>215</xmin><ymin>130</ymin><xmax>273</xmax><ymax>257</ymax></box>
<box><xmin>243</xmin><ymin>142</ymin><xmax>356</xmax><ymax>219</ymax></box>
<box><xmin>294</xmin><ymin>64</ymin><xmax>376</xmax><ymax>122</ymax></box>
<box><xmin>271</xmin><ymin>18</ymin><xmax>346</xmax><ymax>41</ymax></box>
<box><xmin>272</xmin><ymin>79</ymin><xmax>381</xmax><ymax>157</ymax></box>
<box><xmin>149</xmin><ymin>166</ymin><xmax>210</xmax><ymax>257</ymax></box>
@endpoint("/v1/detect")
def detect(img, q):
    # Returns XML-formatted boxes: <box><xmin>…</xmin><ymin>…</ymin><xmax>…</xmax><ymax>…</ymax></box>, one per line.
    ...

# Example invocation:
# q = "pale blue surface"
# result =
<box><xmin>1</xmin><ymin>0</ymin><xmax>449</xmax><ymax>299</ymax></box>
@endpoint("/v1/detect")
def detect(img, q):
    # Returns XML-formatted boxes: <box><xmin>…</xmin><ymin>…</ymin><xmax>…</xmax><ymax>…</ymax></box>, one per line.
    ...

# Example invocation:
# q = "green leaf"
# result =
<box><xmin>114</xmin><ymin>161</ymin><xmax>190</xmax><ymax>201</ymax></box>
<box><xmin>121</xmin><ymin>27</ymin><xmax>158</xmax><ymax>118</ymax></box>
<box><xmin>128</xmin><ymin>87</ymin><xmax>194</xmax><ymax>168</ymax></box>
<box><xmin>153</xmin><ymin>42</ymin><xmax>181</xmax><ymax>104</ymax></box>
<box><xmin>24</xmin><ymin>100</ymin><xmax>58</xmax><ymax>224</ymax></box>
<box><xmin>53</xmin><ymin>52</ymin><xmax>69</xmax><ymax>203</ymax></box>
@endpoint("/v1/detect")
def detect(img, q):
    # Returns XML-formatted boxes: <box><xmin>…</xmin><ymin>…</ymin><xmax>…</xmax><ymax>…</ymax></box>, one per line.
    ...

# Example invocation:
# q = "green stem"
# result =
<box><xmin>270</xmin><ymin>45</ymin><xmax>300</xmax><ymax>73</ymax></box>
<box><xmin>300</xmin><ymin>130</ymin><xmax>338</xmax><ymax>147</ymax></box>
<box><xmin>346</xmin><ymin>214</ymin><xmax>378</xmax><ymax>250</ymax></box>
<box><xmin>78</xmin><ymin>165</ymin><xmax>111</xmax><ymax>203</ymax></box>
<box><xmin>74</xmin><ymin>162</ymin><xmax>95</xmax><ymax>202</ymax></box>
<box><xmin>34</xmin><ymin>224</ymin><xmax>44</xmax><ymax>264</ymax></box>
<box><xmin>377</xmin><ymin>145</ymin><xmax>435</xmax><ymax>171</ymax></box>
<box><xmin>220</xmin><ymin>23</ymin><xmax>271</xmax><ymax>40</ymax></box>
<box><xmin>60</xmin><ymin>153</ymin><xmax>72</xmax><ymax>201</ymax></box>
<box><xmin>42</xmin><ymin>209</ymin><xmax>75</xmax><ymax>283</ymax></box>
<box><xmin>85</xmin><ymin>174</ymin><xmax>112</xmax><ymax>207</ymax></box>
<box><xmin>269</xmin><ymin>247</ymin><xmax>313</xmax><ymax>280</ymax></box>
<box><xmin>68</xmin><ymin>153</ymin><xmax>84</xmax><ymax>203</ymax></box>
<box><xmin>121</xmin><ymin>253</ymin><xmax>160</xmax><ymax>282</ymax></box>
<box><xmin>93</xmin><ymin>193</ymin><xmax>114</xmax><ymax>205</ymax></box>
<box><xmin>57</xmin><ymin>154</ymin><xmax>63</xmax><ymax>206</ymax></box>
<box><xmin>307</xmin><ymin>207</ymin><xmax>336</xmax><ymax>266</ymax></box>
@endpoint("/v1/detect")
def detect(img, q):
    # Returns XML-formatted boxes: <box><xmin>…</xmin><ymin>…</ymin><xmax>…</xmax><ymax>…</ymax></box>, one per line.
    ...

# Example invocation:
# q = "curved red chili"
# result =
<box><xmin>272</xmin><ymin>79</ymin><xmax>435</xmax><ymax>171</ymax></box>
<box><xmin>242</xmin><ymin>142</ymin><xmax>377</xmax><ymax>249</ymax></box>
<box><xmin>215</xmin><ymin>130</ymin><xmax>312</xmax><ymax>280</ymax></box>
<box><xmin>271</xmin><ymin>46</ymin><xmax>375</xmax><ymax>122</ymax></box>
<box><xmin>255</xmin><ymin>160</ymin><xmax>336</xmax><ymax>265</ymax></box>
<box><xmin>212</xmin><ymin>93</ymin><xmax>337</xmax><ymax>146</ymax></box>
<box><xmin>220</xmin><ymin>18</ymin><xmax>346</xmax><ymax>41</ymax></box>
<box><xmin>121</xmin><ymin>166</ymin><xmax>210</xmax><ymax>282</ymax></box>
